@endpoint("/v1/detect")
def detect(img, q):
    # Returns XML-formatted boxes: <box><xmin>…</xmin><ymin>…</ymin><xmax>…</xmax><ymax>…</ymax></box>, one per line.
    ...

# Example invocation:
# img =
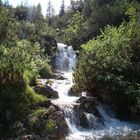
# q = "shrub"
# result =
<box><xmin>39</xmin><ymin>63</ymin><xmax>52</xmax><ymax>78</ymax></box>
<box><xmin>73</xmin><ymin>8</ymin><xmax>140</xmax><ymax>121</ymax></box>
<box><xmin>45</xmin><ymin>119</ymin><xmax>57</xmax><ymax>134</ymax></box>
<box><xmin>23</xmin><ymin>71</ymin><xmax>38</xmax><ymax>86</ymax></box>
<box><xmin>25</xmin><ymin>86</ymin><xmax>47</xmax><ymax>104</ymax></box>
<box><xmin>0</xmin><ymin>40</ymin><xmax>49</xmax><ymax>136</ymax></box>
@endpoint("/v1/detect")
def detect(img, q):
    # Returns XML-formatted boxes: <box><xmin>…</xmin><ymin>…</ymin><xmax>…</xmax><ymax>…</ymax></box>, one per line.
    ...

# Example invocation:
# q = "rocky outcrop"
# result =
<box><xmin>34</xmin><ymin>85</ymin><xmax>58</xmax><ymax>99</ymax></box>
<box><xmin>47</xmin><ymin>110</ymin><xmax>69</xmax><ymax>140</ymax></box>
<box><xmin>73</xmin><ymin>105</ymin><xmax>89</xmax><ymax>128</ymax></box>
<box><xmin>21</xmin><ymin>134</ymin><xmax>45</xmax><ymax>140</ymax></box>
<box><xmin>68</xmin><ymin>87</ymin><xmax>79</xmax><ymax>96</ymax></box>
<box><xmin>25</xmin><ymin>104</ymin><xmax>68</xmax><ymax>140</ymax></box>
<box><xmin>77</xmin><ymin>96</ymin><xmax>101</xmax><ymax>119</ymax></box>
<box><xmin>56</xmin><ymin>75</ymin><xmax>67</xmax><ymax>80</ymax></box>
<box><xmin>72</xmin><ymin>96</ymin><xmax>103</xmax><ymax>129</ymax></box>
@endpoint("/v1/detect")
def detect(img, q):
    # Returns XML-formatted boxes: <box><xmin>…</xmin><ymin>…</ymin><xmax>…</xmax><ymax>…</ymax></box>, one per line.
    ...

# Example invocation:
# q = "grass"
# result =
<box><xmin>25</xmin><ymin>85</ymin><xmax>48</xmax><ymax>104</ymax></box>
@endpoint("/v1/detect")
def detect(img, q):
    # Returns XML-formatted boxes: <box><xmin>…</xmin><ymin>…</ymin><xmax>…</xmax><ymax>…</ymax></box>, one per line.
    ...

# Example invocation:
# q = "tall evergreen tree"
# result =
<box><xmin>3</xmin><ymin>0</ymin><xmax>9</xmax><ymax>7</ymax></box>
<box><xmin>0</xmin><ymin>0</ymin><xmax>3</xmax><ymax>6</ymax></box>
<box><xmin>59</xmin><ymin>0</ymin><xmax>65</xmax><ymax>16</ymax></box>
<box><xmin>70</xmin><ymin>0</ymin><xmax>84</xmax><ymax>12</ymax></box>
<box><xmin>36</xmin><ymin>3</ymin><xmax>43</xmax><ymax>20</ymax></box>
<box><xmin>46</xmin><ymin>0</ymin><xmax>55</xmax><ymax>26</ymax></box>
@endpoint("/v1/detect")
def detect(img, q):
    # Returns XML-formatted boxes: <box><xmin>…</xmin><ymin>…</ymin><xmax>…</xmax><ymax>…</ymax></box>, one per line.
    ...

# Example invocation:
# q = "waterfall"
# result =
<box><xmin>49</xmin><ymin>43</ymin><xmax>140</xmax><ymax>140</ymax></box>
<box><xmin>55</xmin><ymin>43</ymin><xmax>76</xmax><ymax>71</ymax></box>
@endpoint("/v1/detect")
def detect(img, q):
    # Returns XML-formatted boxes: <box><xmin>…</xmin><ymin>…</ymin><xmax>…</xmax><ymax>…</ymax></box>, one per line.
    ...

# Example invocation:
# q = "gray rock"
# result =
<box><xmin>34</xmin><ymin>85</ymin><xmax>58</xmax><ymax>99</ymax></box>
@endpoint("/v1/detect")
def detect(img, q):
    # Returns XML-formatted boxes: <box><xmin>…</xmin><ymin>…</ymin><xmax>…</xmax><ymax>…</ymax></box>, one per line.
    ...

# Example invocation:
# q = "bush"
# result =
<box><xmin>25</xmin><ymin>86</ymin><xmax>47</xmax><ymax>104</ymax></box>
<box><xmin>73</xmin><ymin>8</ymin><xmax>140</xmax><ymax>121</ymax></box>
<box><xmin>0</xmin><ymin>40</ymin><xmax>49</xmax><ymax>137</ymax></box>
<box><xmin>45</xmin><ymin>119</ymin><xmax>57</xmax><ymax>134</ymax></box>
<box><xmin>23</xmin><ymin>71</ymin><xmax>38</xmax><ymax>86</ymax></box>
<box><xmin>39</xmin><ymin>63</ymin><xmax>52</xmax><ymax>78</ymax></box>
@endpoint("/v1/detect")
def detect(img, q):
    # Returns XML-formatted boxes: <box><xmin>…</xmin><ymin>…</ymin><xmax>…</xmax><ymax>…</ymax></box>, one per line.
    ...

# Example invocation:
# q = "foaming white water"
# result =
<box><xmin>49</xmin><ymin>43</ymin><xmax>140</xmax><ymax>140</ymax></box>
<box><xmin>51</xmin><ymin>72</ymin><xmax>79</xmax><ymax>104</ymax></box>
<box><xmin>66</xmin><ymin>99</ymin><xmax>139</xmax><ymax>140</ymax></box>
<box><xmin>55</xmin><ymin>43</ymin><xmax>76</xmax><ymax>71</ymax></box>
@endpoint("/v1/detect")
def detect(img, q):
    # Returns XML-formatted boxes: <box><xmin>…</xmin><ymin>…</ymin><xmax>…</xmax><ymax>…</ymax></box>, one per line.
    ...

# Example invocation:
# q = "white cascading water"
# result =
<box><xmin>55</xmin><ymin>43</ymin><xmax>76</xmax><ymax>71</ymax></box>
<box><xmin>49</xmin><ymin>43</ymin><xmax>140</xmax><ymax>140</ymax></box>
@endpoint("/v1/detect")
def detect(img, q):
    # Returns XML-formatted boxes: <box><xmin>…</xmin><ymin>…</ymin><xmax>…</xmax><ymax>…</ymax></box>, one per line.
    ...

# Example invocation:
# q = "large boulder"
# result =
<box><xmin>21</xmin><ymin>134</ymin><xmax>44</xmax><ymax>140</ymax></box>
<box><xmin>73</xmin><ymin>105</ymin><xmax>89</xmax><ymax>128</ymax></box>
<box><xmin>27</xmin><ymin>105</ymin><xmax>68</xmax><ymax>140</ymax></box>
<box><xmin>46</xmin><ymin>110</ymin><xmax>69</xmax><ymax>140</ymax></box>
<box><xmin>34</xmin><ymin>85</ymin><xmax>58</xmax><ymax>99</ymax></box>
<box><xmin>76</xmin><ymin>96</ymin><xmax>103</xmax><ymax>128</ymax></box>
<box><xmin>77</xmin><ymin>96</ymin><xmax>101</xmax><ymax>117</ymax></box>
<box><xmin>68</xmin><ymin>87</ymin><xmax>79</xmax><ymax>96</ymax></box>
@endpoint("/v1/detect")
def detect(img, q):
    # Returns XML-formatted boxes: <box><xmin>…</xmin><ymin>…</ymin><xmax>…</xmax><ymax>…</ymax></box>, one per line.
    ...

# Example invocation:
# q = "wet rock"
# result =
<box><xmin>68</xmin><ymin>88</ymin><xmax>74</xmax><ymax>96</ymax></box>
<box><xmin>100</xmin><ymin>135</ymin><xmax>117</xmax><ymax>140</ymax></box>
<box><xmin>45</xmin><ymin>85</ymin><xmax>58</xmax><ymax>99</ymax></box>
<box><xmin>27</xmin><ymin>104</ymin><xmax>68</xmax><ymax>140</ymax></box>
<box><xmin>91</xmin><ymin>88</ymin><xmax>112</xmax><ymax>104</ymax></box>
<box><xmin>56</xmin><ymin>75</ymin><xmax>67</xmax><ymax>80</ymax></box>
<box><xmin>40</xmin><ymin>106</ymin><xmax>57</xmax><ymax>120</ymax></box>
<box><xmin>77</xmin><ymin>96</ymin><xmax>98</xmax><ymax>114</ymax></box>
<box><xmin>46</xmin><ymin>80</ymin><xmax>54</xmax><ymax>85</ymax></box>
<box><xmin>68</xmin><ymin>87</ymin><xmax>79</xmax><ymax>96</ymax></box>
<box><xmin>73</xmin><ymin>105</ymin><xmax>89</xmax><ymax>128</ymax></box>
<box><xmin>13</xmin><ymin>122</ymin><xmax>25</xmax><ymax>135</ymax></box>
<box><xmin>47</xmin><ymin>111</ymin><xmax>69</xmax><ymax>140</ymax></box>
<box><xmin>34</xmin><ymin>85</ymin><xmax>58</xmax><ymax>99</ymax></box>
<box><xmin>21</xmin><ymin>134</ymin><xmax>42</xmax><ymax>140</ymax></box>
<box><xmin>31</xmin><ymin>100</ymin><xmax>52</xmax><ymax>109</ymax></box>
<box><xmin>76</xmin><ymin>96</ymin><xmax>103</xmax><ymax>127</ymax></box>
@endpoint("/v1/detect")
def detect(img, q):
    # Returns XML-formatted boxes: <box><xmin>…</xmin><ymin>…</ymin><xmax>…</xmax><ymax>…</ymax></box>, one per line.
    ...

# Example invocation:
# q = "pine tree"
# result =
<box><xmin>46</xmin><ymin>0</ymin><xmax>55</xmax><ymax>26</ymax></box>
<box><xmin>59</xmin><ymin>0</ymin><xmax>65</xmax><ymax>16</ymax></box>
<box><xmin>70</xmin><ymin>0</ymin><xmax>84</xmax><ymax>12</ymax></box>
<box><xmin>0</xmin><ymin>0</ymin><xmax>3</xmax><ymax>6</ymax></box>
<box><xmin>3</xmin><ymin>0</ymin><xmax>9</xmax><ymax>7</ymax></box>
<box><xmin>36</xmin><ymin>3</ymin><xmax>43</xmax><ymax>20</ymax></box>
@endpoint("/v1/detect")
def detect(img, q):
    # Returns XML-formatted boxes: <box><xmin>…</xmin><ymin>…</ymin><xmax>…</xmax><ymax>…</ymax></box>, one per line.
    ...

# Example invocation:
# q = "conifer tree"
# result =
<box><xmin>0</xmin><ymin>0</ymin><xmax>3</xmax><ymax>6</ymax></box>
<box><xmin>59</xmin><ymin>0</ymin><xmax>65</xmax><ymax>16</ymax></box>
<box><xmin>36</xmin><ymin>3</ymin><xmax>43</xmax><ymax>20</ymax></box>
<box><xmin>46</xmin><ymin>0</ymin><xmax>55</xmax><ymax>26</ymax></box>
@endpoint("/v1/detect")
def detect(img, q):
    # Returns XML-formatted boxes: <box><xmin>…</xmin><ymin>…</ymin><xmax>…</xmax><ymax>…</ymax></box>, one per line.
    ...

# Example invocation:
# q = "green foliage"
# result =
<box><xmin>0</xmin><ymin>8</ymin><xmax>9</xmax><ymax>42</ymax></box>
<box><xmin>0</xmin><ymin>41</ymin><xmax>42</xmax><ymax>86</ymax></box>
<box><xmin>0</xmin><ymin>0</ymin><xmax>140</xmax><ymax>137</ymax></box>
<box><xmin>23</xmin><ymin>71</ymin><xmax>37</xmax><ymax>86</ymax></box>
<box><xmin>53</xmin><ymin>0</ymin><xmax>140</xmax><ymax>49</ymax></box>
<box><xmin>27</xmin><ymin>107</ymin><xmax>58</xmax><ymax>136</ymax></box>
<box><xmin>73</xmin><ymin>9</ymin><xmax>140</xmax><ymax>120</ymax></box>
<box><xmin>0</xmin><ymin>3</ymin><xmax>56</xmax><ymax>138</ymax></box>
<box><xmin>74</xmin><ymin>24</ymin><xmax>131</xmax><ymax>91</ymax></box>
<box><xmin>64</xmin><ymin>12</ymin><xmax>87</xmax><ymax>47</ymax></box>
<box><xmin>31</xmin><ymin>107</ymin><xmax>47</xmax><ymax>118</ymax></box>
<box><xmin>28</xmin><ymin>107</ymin><xmax>47</xmax><ymax>131</ymax></box>
<box><xmin>39</xmin><ymin>63</ymin><xmax>52</xmax><ymax>78</ymax></box>
<box><xmin>0</xmin><ymin>40</ymin><xmax>49</xmax><ymax>137</ymax></box>
<box><xmin>28</xmin><ymin>116</ymin><xmax>40</xmax><ymax>132</ymax></box>
<box><xmin>25</xmin><ymin>86</ymin><xmax>47</xmax><ymax>104</ymax></box>
<box><xmin>45</xmin><ymin>119</ymin><xmax>57</xmax><ymax>134</ymax></box>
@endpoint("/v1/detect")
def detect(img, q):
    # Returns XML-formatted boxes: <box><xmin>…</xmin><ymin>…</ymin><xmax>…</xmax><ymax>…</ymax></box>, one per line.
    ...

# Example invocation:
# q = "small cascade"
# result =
<box><xmin>55</xmin><ymin>43</ymin><xmax>76</xmax><ymax>71</ymax></box>
<box><xmin>48</xmin><ymin>43</ymin><xmax>140</xmax><ymax>140</ymax></box>
<box><xmin>59</xmin><ymin>104</ymin><xmax>80</xmax><ymax>133</ymax></box>
<box><xmin>85</xmin><ymin>113</ymin><xmax>103</xmax><ymax>129</ymax></box>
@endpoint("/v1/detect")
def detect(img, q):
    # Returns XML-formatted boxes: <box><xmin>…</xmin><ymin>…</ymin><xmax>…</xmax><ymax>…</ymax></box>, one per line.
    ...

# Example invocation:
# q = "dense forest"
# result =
<box><xmin>0</xmin><ymin>0</ymin><xmax>140</xmax><ymax>139</ymax></box>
